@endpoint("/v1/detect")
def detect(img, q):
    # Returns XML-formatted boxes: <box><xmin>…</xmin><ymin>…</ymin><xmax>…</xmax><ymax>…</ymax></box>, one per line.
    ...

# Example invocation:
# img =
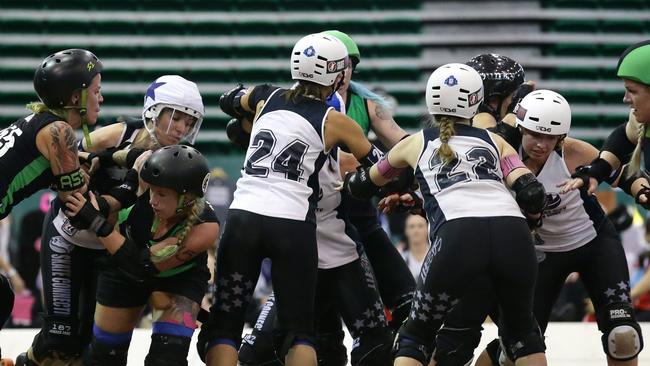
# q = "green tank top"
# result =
<box><xmin>118</xmin><ymin>205</ymin><xmax>196</xmax><ymax>278</ymax></box>
<box><xmin>347</xmin><ymin>92</ymin><xmax>371</xmax><ymax>136</ymax></box>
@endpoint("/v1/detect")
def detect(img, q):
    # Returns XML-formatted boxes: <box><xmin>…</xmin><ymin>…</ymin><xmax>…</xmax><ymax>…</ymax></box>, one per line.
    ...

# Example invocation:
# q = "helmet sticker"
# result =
<box><xmin>468</xmin><ymin>90</ymin><xmax>481</xmax><ymax>106</ymax></box>
<box><xmin>202</xmin><ymin>172</ymin><xmax>211</xmax><ymax>195</ymax></box>
<box><xmin>515</xmin><ymin>104</ymin><xmax>527</xmax><ymax>121</ymax></box>
<box><xmin>326</xmin><ymin>58</ymin><xmax>347</xmax><ymax>73</ymax></box>
<box><xmin>444</xmin><ymin>75</ymin><xmax>458</xmax><ymax>87</ymax></box>
<box><xmin>86</xmin><ymin>62</ymin><xmax>95</xmax><ymax>72</ymax></box>
<box><xmin>145</xmin><ymin>81</ymin><xmax>167</xmax><ymax>102</ymax></box>
<box><xmin>303</xmin><ymin>46</ymin><xmax>316</xmax><ymax>57</ymax></box>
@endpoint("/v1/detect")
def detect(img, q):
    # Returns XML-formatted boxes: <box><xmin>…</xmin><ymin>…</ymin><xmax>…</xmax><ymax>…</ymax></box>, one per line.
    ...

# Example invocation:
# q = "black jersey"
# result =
<box><xmin>0</xmin><ymin>112</ymin><xmax>61</xmax><ymax>219</ymax></box>
<box><xmin>121</xmin><ymin>190</ymin><xmax>219</xmax><ymax>277</ymax></box>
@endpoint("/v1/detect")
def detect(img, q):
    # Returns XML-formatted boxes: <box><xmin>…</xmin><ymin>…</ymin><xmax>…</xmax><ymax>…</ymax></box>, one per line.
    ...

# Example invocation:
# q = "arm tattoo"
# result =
<box><xmin>375</xmin><ymin>103</ymin><xmax>390</xmax><ymax>120</ymax></box>
<box><xmin>174</xmin><ymin>248</ymin><xmax>197</xmax><ymax>263</ymax></box>
<box><xmin>49</xmin><ymin>123</ymin><xmax>79</xmax><ymax>174</ymax></box>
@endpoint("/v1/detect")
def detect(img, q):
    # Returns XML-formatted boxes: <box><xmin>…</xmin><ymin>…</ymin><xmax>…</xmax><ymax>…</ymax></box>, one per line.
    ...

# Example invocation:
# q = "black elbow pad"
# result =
<box><xmin>512</xmin><ymin>173</ymin><xmax>546</xmax><ymax>215</ymax></box>
<box><xmin>111</xmin><ymin>237</ymin><xmax>159</xmax><ymax>281</ymax></box>
<box><xmin>602</xmin><ymin>123</ymin><xmax>636</xmax><ymax>165</ymax></box>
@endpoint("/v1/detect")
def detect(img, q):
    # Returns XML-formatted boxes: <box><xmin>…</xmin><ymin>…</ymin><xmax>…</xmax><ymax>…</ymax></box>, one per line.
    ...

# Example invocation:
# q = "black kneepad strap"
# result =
<box><xmin>145</xmin><ymin>334</ymin><xmax>191</xmax><ymax>366</ymax></box>
<box><xmin>501</xmin><ymin>326</ymin><xmax>546</xmax><ymax>362</ymax></box>
<box><xmin>315</xmin><ymin>331</ymin><xmax>348</xmax><ymax>366</ymax></box>
<box><xmin>512</xmin><ymin>173</ymin><xmax>546</xmax><ymax>215</ymax></box>
<box><xmin>393</xmin><ymin>335</ymin><xmax>431</xmax><ymax>365</ymax></box>
<box><xmin>196</xmin><ymin>321</ymin><xmax>242</xmax><ymax>363</ymax></box>
<box><xmin>351</xmin><ymin>328</ymin><xmax>394</xmax><ymax>366</ymax></box>
<box><xmin>84</xmin><ymin>337</ymin><xmax>129</xmax><ymax>366</ymax></box>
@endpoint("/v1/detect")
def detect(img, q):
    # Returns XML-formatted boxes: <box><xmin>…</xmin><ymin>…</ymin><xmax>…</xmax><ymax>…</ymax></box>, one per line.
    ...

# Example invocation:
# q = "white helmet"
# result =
<box><xmin>142</xmin><ymin>75</ymin><xmax>205</xmax><ymax>145</ymax></box>
<box><xmin>515</xmin><ymin>90</ymin><xmax>571</xmax><ymax>135</ymax></box>
<box><xmin>426</xmin><ymin>63</ymin><xmax>484</xmax><ymax>119</ymax></box>
<box><xmin>291</xmin><ymin>33</ymin><xmax>348</xmax><ymax>86</ymax></box>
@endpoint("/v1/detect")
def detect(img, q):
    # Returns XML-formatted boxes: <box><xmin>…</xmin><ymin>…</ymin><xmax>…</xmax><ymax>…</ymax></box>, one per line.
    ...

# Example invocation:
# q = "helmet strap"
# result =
<box><xmin>79</xmin><ymin>89</ymin><xmax>92</xmax><ymax>147</ymax></box>
<box><xmin>175</xmin><ymin>194</ymin><xmax>186</xmax><ymax>213</ymax></box>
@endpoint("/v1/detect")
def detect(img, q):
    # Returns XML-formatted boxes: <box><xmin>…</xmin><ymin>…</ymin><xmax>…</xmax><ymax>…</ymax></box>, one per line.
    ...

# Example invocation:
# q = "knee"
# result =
<box><xmin>83</xmin><ymin>324</ymin><xmax>132</xmax><ymax>366</ymax></box>
<box><xmin>274</xmin><ymin>331</ymin><xmax>316</xmax><ymax>361</ymax></box>
<box><xmin>239</xmin><ymin>331</ymin><xmax>283</xmax><ymax>366</ymax></box>
<box><xmin>599</xmin><ymin>303</ymin><xmax>644</xmax><ymax>361</ymax></box>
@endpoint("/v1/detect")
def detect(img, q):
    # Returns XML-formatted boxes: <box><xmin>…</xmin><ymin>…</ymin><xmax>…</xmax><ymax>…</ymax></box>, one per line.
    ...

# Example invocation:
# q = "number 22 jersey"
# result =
<box><xmin>415</xmin><ymin>124</ymin><xmax>523</xmax><ymax>236</ymax></box>
<box><xmin>230</xmin><ymin>88</ymin><xmax>331</xmax><ymax>223</ymax></box>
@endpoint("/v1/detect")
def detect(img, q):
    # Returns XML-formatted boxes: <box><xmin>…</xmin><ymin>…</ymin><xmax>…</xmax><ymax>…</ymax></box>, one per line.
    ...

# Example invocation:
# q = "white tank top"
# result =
<box><xmin>315</xmin><ymin>148</ymin><xmax>359</xmax><ymax>269</ymax></box>
<box><xmin>53</xmin><ymin>124</ymin><xmax>140</xmax><ymax>250</ymax></box>
<box><xmin>531</xmin><ymin>149</ymin><xmax>600</xmax><ymax>252</ymax></box>
<box><xmin>416</xmin><ymin>125</ymin><xmax>524</xmax><ymax>236</ymax></box>
<box><xmin>230</xmin><ymin>89</ymin><xmax>330</xmax><ymax>223</ymax></box>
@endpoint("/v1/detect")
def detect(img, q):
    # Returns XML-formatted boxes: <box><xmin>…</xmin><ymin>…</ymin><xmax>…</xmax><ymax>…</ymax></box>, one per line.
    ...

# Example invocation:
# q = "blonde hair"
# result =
<box><xmin>175</xmin><ymin>197</ymin><xmax>205</xmax><ymax>246</ymax></box>
<box><xmin>435</xmin><ymin>115</ymin><xmax>462</xmax><ymax>164</ymax></box>
<box><xmin>25</xmin><ymin>102</ymin><xmax>65</xmax><ymax>118</ymax></box>
<box><xmin>627</xmin><ymin>124</ymin><xmax>644</xmax><ymax>177</ymax></box>
<box><xmin>283</xmin><ymin>81</ymin><xmax>331</xmax><ymax>104</ymax></box>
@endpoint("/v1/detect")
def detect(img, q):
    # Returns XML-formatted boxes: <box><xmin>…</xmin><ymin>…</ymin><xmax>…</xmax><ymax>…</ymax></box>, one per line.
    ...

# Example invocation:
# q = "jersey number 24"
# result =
<box><xmin>245</xmin><ymin>129</ymin><xmax>308</xmax><ymax>181</ymax></box>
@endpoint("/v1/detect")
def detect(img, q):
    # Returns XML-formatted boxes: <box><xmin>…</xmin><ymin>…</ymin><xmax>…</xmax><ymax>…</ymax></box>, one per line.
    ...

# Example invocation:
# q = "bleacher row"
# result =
<box><xmin>0</xmin><ymin>0</ymin><xmax>648</xmax><ymax>152</ymax></box>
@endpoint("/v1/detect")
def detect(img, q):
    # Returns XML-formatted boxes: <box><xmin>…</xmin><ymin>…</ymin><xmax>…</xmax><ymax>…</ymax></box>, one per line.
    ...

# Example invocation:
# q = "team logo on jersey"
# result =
<box><xmin>444</xmin><ymin>75</ymin><xmax>458</xmax><ymax>87</ymax></box>
<box><xmin>468</xmin><ymin>90</ymin><xmax>481</xmax><ymax>106</ymax></box>
<box><xmin>303</xmin><ymin>46</ymin><xmax>316</xmax><ymax>57</ymax></box>
<box><xmin>545</xmin><ymin>193</ymin><xmax>562</xmax><ymax>210</ymax></box>
<box><xmin>61</xmin><ymin>218</ymin><xmax>78</xmax><ymax>237</ymax></box>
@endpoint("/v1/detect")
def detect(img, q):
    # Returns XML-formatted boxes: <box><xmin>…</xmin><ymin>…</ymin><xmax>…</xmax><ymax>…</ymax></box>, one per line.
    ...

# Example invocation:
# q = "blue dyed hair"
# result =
<box><xmin>349</xmin><ymin>80</ymin><xmax>390</xmax><ymax>108</ymax></box>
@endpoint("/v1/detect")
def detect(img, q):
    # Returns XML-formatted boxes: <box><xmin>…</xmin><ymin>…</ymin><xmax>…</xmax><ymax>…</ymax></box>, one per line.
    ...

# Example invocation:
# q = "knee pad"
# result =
<box><xmin>239</xmin><ymin>331</ymin><xmax>283</xmax><ymax>366</ymax></box>
<box><xmin>316</xmin><ymin>331</ymin><xmax>347</xmax><ymax>366</ymax></box>
<box><xmin>392</xmin><ymin>334</ymin><xmax>431</xmax><ymax>365</ymax></box>
<box><xmin>484</xmin><ymin>339</ymin><xmax>505</xmax><ymax>366</ymax></box>
<box><xmin>433</xmin><ymin>326</ymin><xmax>482</xmax><ymax>366</ymax></box>
<box><xmin>351</xmin><ymin>328</ymin><xmax>392</xmax><ymax>366</ymax></box>
<box><xmin>500</xmin><ymin>323</ymin><xmax>545</xmax><ymax>362</ymax></box>
<box><xmin>144</xmin><ymin>333</ymin><xmax>191</xmax><ymax>366</ymax></box>
<box><xmin>83</xmin><ymin>339</ymin><xmax>129</xmax><ymax>366</ymax></box>
<box><xmin>196</xmin><ymin>321</ymin><xmax>241</xmax><ymax>363</ymax></box>
<box><xmin>599</xmin><ymin>303</ymin><xmax>643</xmax><ymax>361</ymax></box>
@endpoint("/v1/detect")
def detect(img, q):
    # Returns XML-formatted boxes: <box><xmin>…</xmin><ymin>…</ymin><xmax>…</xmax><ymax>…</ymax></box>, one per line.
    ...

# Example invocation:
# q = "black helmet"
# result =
<box><xmin>466</xmin><ymin>53</ymin><xmax>524</xmax><ymax>100</ymax></box>
<box><xmin>33</xmin><ymin>49</ymin><xmax>103</xmax><ymax>109</ymax></box>
<box><xmin>140</xmin><ymin>145</ymin><xmax>210</xmax><ymax>197</ymax></box>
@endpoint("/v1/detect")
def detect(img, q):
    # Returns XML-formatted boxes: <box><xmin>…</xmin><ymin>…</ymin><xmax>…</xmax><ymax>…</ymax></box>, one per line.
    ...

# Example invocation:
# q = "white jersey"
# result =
<box><xmin>230</xmin><ymin>88</ymin><xmax>330</xmax><ymax>223</ymax></box>
<box><xmin>531</xmin><ymin>149</ymin><xmax>602</xmax><ymax>252</ymax></box>
<box><xmin>315</xmin><ymin>148</ymin><xmax>359</xmax><ymax>269</ymax></box>
<box><xmin>53</xmin><ymin>122</ymin><xmax>140</xmax><ymax>250</ymax></box>
<box><xmin>416</xmin><ymin>124</ymin><xmax>523</xmax><ymax>236</ymax></box>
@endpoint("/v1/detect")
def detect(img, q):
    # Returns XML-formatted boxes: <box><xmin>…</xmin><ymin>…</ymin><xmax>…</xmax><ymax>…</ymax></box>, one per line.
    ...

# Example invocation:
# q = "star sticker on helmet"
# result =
<box><xmin>303</xmin><ymin>46</ymin><xmax>316</xmax><ymax>57</ymax></box>
<box><xmin>444</xmin><ymin>75</ymin><xmax>458</xmax><ymax>87</ymax></box>
<box><xmin>145</xmin><ymin>81</ymin><xmax>167</xmax><ymax>102</ymax></box>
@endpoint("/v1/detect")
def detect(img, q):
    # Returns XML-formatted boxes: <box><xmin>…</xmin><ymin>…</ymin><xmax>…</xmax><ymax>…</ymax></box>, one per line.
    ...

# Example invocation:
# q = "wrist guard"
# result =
<box><xmin>572</xmin><ymin>158</ymin><xmax>614</xmax><ymax>186</ymax></box>
<box><xmin>219</xmin><ymin>84</ymin><xmax>252</xmax><ymax>119</ymax></box>
<box><xmin>344</xmin><ymin>166</ymin><xmax>380</xmax><ymax>201</ymax></box>
<box><xmin>125</xmin><ymin>149</ymin><xmax>146</xmax><ymax>169</ymax></box>
<box><xmin>68</xmin><ymin>199</ymin><xmax>113</xmax><ymax>237</ymax></box>
<box><xmin>359</xmin><ymin>144</ymin><xmax>384</xmax><ymax>168</ymax></box>
<box><xmin>52</xmin><ymin>169</ymin><xmax>85</xmax><ymax>191</ymax></box>
<box><xmin>107</xmin><ymin>169</ymin><xmax>139</xmax><ymax>209</ymax></box>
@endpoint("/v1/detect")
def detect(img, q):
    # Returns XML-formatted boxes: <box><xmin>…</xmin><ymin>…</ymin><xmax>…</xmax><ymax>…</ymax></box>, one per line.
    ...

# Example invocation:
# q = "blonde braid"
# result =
<box><xmin>175</xmin><ymin>197</ymin><xmax>205</xmax><ymax>246</ymax></box>
<box><xmin>627</xmin><ymin>124</ymin><xmax>644</xmax><ymax>177</ymax></box>
<box><xmin>436</xmin><ymin>116</ymin><xmax>457</xmax><ymax>164</ymax></box>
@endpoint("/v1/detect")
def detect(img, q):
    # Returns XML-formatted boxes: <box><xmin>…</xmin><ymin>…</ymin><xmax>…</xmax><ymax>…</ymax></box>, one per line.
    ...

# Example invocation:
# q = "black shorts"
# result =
<box><xmin>96</xmin><ymin>263</ymin><xmax>210</xmax><ymax>308</ymax></box>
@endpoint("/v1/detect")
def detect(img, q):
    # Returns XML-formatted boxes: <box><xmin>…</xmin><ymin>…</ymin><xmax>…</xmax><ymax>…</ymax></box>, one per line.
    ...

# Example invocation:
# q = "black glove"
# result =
<box><xmin>343</xmin><ymin>166</ymin><xmax>380</xmax><ymax>201</ymax></box>
<box><xmin>67</xmin><ymin>200</ymin><xmax>113</xmax><ymax>237</ymax></box>
<box><xmin>507</xmin><ymin>83</ymin><xmax>535</xmax><ymax>114</ymax></box>
<box><xmin>107</xmin><ymin>169</ymin><xmax>140</xmax><ymax>209</ymax></box>
<box><xmin>225</xmin><ymin>118</ymin><xmax>251</xmax><ymax>148</ymax></box>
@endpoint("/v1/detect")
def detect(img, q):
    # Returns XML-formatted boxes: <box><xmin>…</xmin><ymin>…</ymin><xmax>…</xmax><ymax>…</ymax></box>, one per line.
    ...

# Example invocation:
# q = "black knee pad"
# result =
<box><xmin>196</xmin><ymin>321</ymin><xmax>242</xmax><ymax>362</ymax></box>
<box><xmin>500</xmin><ymin>323</ymin><xmax>546</xmax><ymax>362</ymax></box>
<box><xmin>316</xmin><ymin>331</ymin><xmax>347</xmax><ymax>366</ymax></box>
<box><xmin>83</xmin><ymin>338</ymin><xmax>129</xmax><ymax>366</ymax></box>
<box><xmin>0</xmin><ymin>275</ymin><xmax>14</xmax><ymax>328</ymax></box>
<box><xmin>351</xmin><ymin>328</ymin><xmax>392</xmax><ymax>366</ymax></box>
<box><xmin>32</xmin><ymin>317</ymin><xmax>83</xmax><ymax>360</ymax></box>
<box><xmin>484</xmin><ymin>339</ymin><xmax>503</xmax><ymax>365</ymax></box>
<box><xmin>144</xmin><ymin>333</ymin><xmax>191</xmax><ymax>366</ymax></box>
<box><xmin>274</xmin><ymin>331</ymin><xmax>316</xmax><ymax>361</ymax></box>
<box><xmin>392</xmin><ymin>333</ymin><xmax>431</xmax><ymax>365</ymax></box>
<box><xmin>599</xmin><ymin>302</ymin><xmax>644</xmax><ymax>361</ymax></box>
<box><xmin>239</xmin><ymin>331</ymin><xmax>283</xmax><ymax>366</ymax></box>
<box><xmin>433</xmin><ymin>326</ymin><xmax>482</xmax><ymax>366</ymax></box>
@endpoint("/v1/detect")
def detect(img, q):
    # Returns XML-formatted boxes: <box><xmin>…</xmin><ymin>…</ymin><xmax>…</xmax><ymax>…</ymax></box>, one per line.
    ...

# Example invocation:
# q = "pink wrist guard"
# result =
<box><xmin>500</xmin><ymin>154</ymin><xmax>525</xmax><ymax>177</ymax></box>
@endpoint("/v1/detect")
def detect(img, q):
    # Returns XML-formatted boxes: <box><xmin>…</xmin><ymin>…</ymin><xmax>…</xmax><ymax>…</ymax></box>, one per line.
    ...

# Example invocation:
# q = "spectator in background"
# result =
<box><xmin>401</xmin><ymin>214</ymin><xmax>429</xmax><ymax>280</ymax></box>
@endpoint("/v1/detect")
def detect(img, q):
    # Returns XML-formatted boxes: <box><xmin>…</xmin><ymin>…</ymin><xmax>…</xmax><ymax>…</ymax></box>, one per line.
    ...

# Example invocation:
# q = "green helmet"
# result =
<box><xmin>617</xmin><ymin>40</ymin><xmax>650</xmax><ymax>85</ymax></box>
<box><xmin>323</xmin><ymin>30</ymin><xmax>360</xmax><ymax>66</ymax></box>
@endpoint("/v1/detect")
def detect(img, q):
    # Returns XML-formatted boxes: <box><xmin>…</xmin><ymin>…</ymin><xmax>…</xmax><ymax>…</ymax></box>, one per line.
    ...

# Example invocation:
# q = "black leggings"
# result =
<box><xmin>32</xmin><ymin>206</ymin><xmax>105</xmax><ymax>358</ymax></box>
<box><xmin>209</xmin><ymin>209</ymin><xmax>319</xmax><ymax>345</ymax></box>
<box><xmin>399</xmin><ymin>216</ymin><xmax>540</xmax><ymax>355</ymax></box>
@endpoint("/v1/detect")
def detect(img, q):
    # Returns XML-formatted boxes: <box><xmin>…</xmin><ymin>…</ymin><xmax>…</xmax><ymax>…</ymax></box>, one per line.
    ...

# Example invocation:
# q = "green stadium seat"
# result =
<box><xmin>543</xmin><ymin>43</ymin><xmax>599</xmax><ymax>56</ymax></box>
<box><xmin>543</xmin><ymin>0</ymin><xmax>599</xmax><ymax>9</ymax></box>
<box><xmin>600</xmin><ymin>20</ymin><xmax>647</xmax><ymax>34</ymax></box>
<box><xmin>562</xmin><ymin>90</ymin><xmax>600</xmax><ymax>104</ymax></box>
<box><xmin>544</xmin><ymin>67</ymin><xmax>600</xmax><ymax>80</ymax></box>
<box><xmin>545</xmin><ymin>19</ymin><xmax>600</xmax><ymax>33</ymax></box>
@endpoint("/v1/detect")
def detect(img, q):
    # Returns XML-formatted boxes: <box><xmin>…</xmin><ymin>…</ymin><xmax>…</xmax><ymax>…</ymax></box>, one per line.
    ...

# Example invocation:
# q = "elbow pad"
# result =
<box><xmin>225</xmin><ymin>118</ymin><xmax>251</xmax><ymax>148</ymax></box>
<box><xmin>344</xmin><ymin>166</ymin><xmax>380</xmax><ymax>201</ymax></box>
<box><xmin>359</xmin><ymin>144</ymin><xmax>384</xmax><ymax>168</ymax></box>
<box><xmin>111</xmin><ymin>237</ymin><xmax>159</xmax><ymax>281</ymax></box>
<box><xmin>512</xmin><ymin>173</ymin><xmax>546</xmax><ymax>215</ymax></box>
<box><xmin>602</xmin><ymin>123</ymin><xmax>635</xmax><ymax>165</ymax></box>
